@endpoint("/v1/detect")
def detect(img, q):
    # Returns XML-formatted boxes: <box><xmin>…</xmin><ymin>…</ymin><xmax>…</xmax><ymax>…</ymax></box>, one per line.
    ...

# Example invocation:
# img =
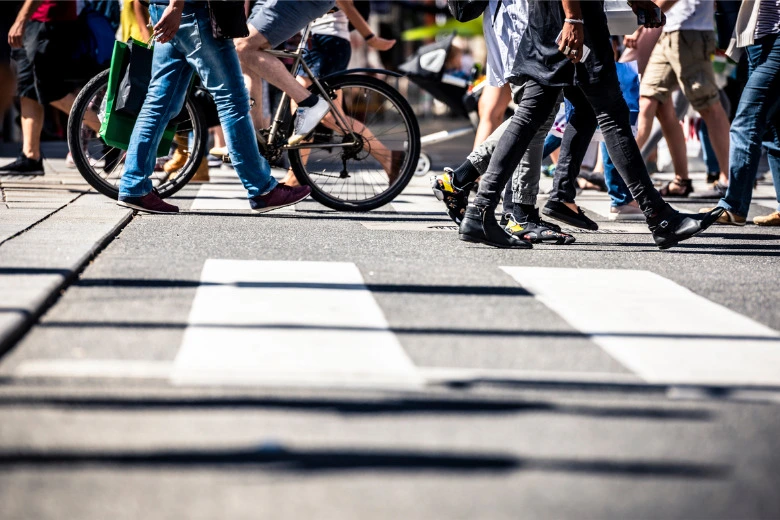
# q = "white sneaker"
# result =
<box><xmin>288</xmin><ymin>97</ymin><xmax>330</xmax><ymax>145</ymax></box>
<box><xmin>609</xmin><ymin>203</ymin><xmax>645</xmax><ymax>221</ymax></box>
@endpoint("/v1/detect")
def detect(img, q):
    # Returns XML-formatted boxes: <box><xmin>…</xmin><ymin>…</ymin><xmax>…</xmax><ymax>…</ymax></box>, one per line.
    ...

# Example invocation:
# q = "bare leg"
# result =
<box><xmin>656</xmin><ymin>97</ymin><xmax>689</xmax><ymax>182</ymax></box>
<box><xmin>282</xmin><ymin>77</ymin><xmax>397</xmax><ymax>186</ymax></box>
<box><xmin>236</xmin><ymin>26</ymin><xmax>315</xmax><ymax>114</ymax></box>
<box><xmin>51</xmin><ymin>92</ymin><xmax>101</xmax><ymax>133</ymax></box>
<box><xmin>20</xmin><ymin>96</ymin><xmax>44</xmax><ymax>160</ymax></box>
<box><xmin>473</xmin><ymin>84</ymin><xmax>511</xmax><ymax>147</ymax></box>
<box><xmin>635</xmin><ymin>95</ymin><xmax>658</xmax><ymax>154</ymax></box>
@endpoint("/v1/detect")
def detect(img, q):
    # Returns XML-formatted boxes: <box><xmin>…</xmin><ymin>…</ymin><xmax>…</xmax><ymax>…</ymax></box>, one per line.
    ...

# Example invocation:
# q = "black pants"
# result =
<box><xmin>474</xmin><ymin>78</ymin><xmax>666</xmax><ymax>218</ymax></box>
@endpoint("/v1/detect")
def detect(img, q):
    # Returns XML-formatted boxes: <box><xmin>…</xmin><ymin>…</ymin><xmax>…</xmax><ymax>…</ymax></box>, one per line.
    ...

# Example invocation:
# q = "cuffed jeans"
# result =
<box><xmin>476</xmin><ymin>77</ymin><xmax>665</xmax><ymax>218</ymax></box>
<box><xmin>718</xmin><ymin>33</ymin><xmax>780</xmax><ymax>216</ymax></box>
<box><xmin>119</xmin><ymin>3</ymin><xmax>276</xmax><ymax>199</ymax></box>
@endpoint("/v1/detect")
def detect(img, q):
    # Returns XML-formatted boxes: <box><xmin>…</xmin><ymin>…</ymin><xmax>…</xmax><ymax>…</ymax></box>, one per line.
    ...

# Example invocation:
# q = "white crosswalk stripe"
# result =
<box><xmin>170</xmin><ymin>259</ymin><xmax>423</xmax><ymax>388</ymax></box>
<box><xmin>501</xmin><ymin>266</ymin><xmax>780</xmax><ymax>386</ymax></box>
<box><xmin>189</xmin><ymin>168</ymin><xmax>295</xmax><ymax>212</ymax></box>
<box><xmin>12</xmin><ymin>260</ymin><xmax>780</xmax><ymax>389</ymax></box>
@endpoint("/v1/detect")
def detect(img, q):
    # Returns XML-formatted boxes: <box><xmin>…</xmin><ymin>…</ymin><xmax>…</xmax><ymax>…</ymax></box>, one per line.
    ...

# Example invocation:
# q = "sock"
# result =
<box><xmin>452</xmin><ymin>161</ymin><xmax>479</xmax><ymax>189</ymax></box>
<box><xmin>512</xmin><ymin>203</ymin><xmax>535</xmax><ymax>223</ymax></box>
<box><xmin>298</xmin><ymin>94</ymin><xmax>319</xmax><ymax>108</ymax></box>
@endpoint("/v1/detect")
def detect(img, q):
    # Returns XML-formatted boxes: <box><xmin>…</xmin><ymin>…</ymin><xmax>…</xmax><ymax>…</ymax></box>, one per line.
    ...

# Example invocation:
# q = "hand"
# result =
<box><xmin>367</xmin><ymin>36</ymin><xmax>396</xmax><ymax>52</ymax></box>
<box><xmin>559</xmin><ymin>21</ymin><xmax>584</xmax><ymax>64</ymax></box>
<box><xmin>8</xmin><ymin>18</ymin><xmax>25</xmax><ymax>49</ymax></box>
<box><xmin>153</xmin><ymin>3</ymin><xmax>183</xmax><ymax>44</ymax></box>
<box><xmin>629</xmin><ymin>0</ymin><xmax>666</xmax><ymax>28</ymax></box>
<box><xmin>623</xmin><ymin>27</ymin><xmax>643</xmax><ymax>49</ymax></box>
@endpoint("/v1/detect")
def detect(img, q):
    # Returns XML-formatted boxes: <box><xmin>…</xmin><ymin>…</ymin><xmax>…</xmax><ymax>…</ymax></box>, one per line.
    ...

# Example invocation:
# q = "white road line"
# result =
<box><xmin>501</xmin><ymin>267</ymin><xmax>780</xmax><ymax>386</ymax></box>
<box><xmin>576</xmin><ymin>199</ymin><xmax>680</xmax><ymax>221</ymax></box>
<box><xmin>14</xmin><ymin>360</ymin><xmax>172</xmax><ymax>379</ymax></box>
<box><xmin>170</xmin><ymin>260</ymin><xmax>423</xmax><ymax>388</ymax></box>
<box><xmin>189</xmin><ymin>169</ymin><xmax>295</xmax><ymax>212</ymax></box>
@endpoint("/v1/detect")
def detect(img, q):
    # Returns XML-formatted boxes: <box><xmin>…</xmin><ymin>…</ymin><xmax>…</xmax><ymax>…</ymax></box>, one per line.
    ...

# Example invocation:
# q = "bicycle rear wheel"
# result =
<box><xmin>67</xmin><ymin>69</ymin><xmax>207</xmax><ymax>200</ymax></box>
<box><xmin>288</xmin><ymin>74</ymin><xmax>420</xmax><ymax>211</ymax></box>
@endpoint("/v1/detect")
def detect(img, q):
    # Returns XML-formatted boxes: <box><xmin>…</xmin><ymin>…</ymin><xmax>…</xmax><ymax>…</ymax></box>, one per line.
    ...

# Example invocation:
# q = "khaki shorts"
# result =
<box><xmin>640</xmin><ymin>30</ymin><xmax>719</xmax><ymax>111</ymax></box>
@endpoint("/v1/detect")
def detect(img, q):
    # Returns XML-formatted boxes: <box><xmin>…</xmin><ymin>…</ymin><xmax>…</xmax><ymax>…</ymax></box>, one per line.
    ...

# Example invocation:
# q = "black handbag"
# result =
<box><xmin>207</xmin><ymin>0</ymin><xmax>249</xmax><ymax>39</ymax></box>
<box><xmin>114</xmin><ymin>40</ymin><xmax>154</xmax><ymax>117</ymax></box>
<box><xmin>447</xmin><ymin>0</ymin><xmax>489</xmax><ymax>22</ymax></box>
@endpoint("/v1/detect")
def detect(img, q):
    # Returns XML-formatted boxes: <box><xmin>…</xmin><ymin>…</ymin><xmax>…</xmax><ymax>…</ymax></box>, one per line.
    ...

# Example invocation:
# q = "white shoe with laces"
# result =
<box><xmin>288</xmin><ymin>97</ymin><xmax>330</xmax><ymax>145</ymax></box>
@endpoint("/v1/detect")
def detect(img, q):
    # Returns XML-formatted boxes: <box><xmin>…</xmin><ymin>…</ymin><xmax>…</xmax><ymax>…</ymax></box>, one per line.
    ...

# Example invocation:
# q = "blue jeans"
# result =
<box><xmin>718</xmin><ymin>33</ymin><xmax>780</xmax><ymax>216</ymax></box>
<box><xmin>119</xmin><ymin>3</ymin><xmax>276</xmax><ymax>199</ymax></box>
<box><xmin>698</xmin><ymin>122</ymin><xmax>721</xmax><ymax>174</ymax></box>
<box><xmin>543</xmin><ymin>134</ymin><xmax>562</xmax><ymax>158</ymax></box>
<box><xmin>602</xmin><ymin>142</ymin><xmax>633</xmax><ymax>207</ymax></box>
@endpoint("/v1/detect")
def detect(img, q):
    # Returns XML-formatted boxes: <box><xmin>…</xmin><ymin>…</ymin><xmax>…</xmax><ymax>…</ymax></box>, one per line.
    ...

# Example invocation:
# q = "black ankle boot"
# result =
<box><xmin>459</xmin><ymin>205</ymin><xmax>532</xmax><ymax>249</ymax></box>
<box><xmin>648</xmin><ymin>207</ymin><xmax>724</xmax><ymax>250</ymax></box>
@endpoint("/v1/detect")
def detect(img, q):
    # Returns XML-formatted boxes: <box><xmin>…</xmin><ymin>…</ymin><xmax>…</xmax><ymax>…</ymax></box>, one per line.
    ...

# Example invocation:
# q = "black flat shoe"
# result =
<box><xmin>649</xmin><ymin>207</ymin><xmax>724</xmax><ymax>250</ymax></box>
<box><xmin>542</xmin><ymin>200</ymin><xmax>598</xmax><ymax>230</ymax></box>
<box><xmin>459</xmin><ymin>206</ymin><xmax>532</xmax><ymax>249</ymax></box>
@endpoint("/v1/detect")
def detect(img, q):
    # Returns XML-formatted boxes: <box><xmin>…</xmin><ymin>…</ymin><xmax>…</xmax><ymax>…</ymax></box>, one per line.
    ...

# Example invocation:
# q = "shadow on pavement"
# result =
<box><xmin>34</xmin><ymin>320</ymin><xmax>780</xmax><ymax>343</ymax></box>
<box><xmin>0</xmin><ymin>394</ymin><xmax>714</xmax><ymax>421</ymax></box>
<box><xmin>0</xmin><ymin>445</ymin><xmax>729</xmax><ymax>478</ymax></box>
<box><xmin>72</xmin><ymin>278</ymin><xmax>533</xmax><ymax>297</ymax></box>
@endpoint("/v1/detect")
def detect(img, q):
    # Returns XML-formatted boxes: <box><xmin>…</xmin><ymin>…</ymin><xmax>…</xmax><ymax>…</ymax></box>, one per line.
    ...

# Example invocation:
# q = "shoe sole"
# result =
<box><xmin>459</xmin><ymin>233</ymin><xmax>533</xmax><ymax>249</ymax></box>
<box><xmin>542</xmin><ymin>207</ymin><xmax>599</xmax><ymax>231</ymax></box>
<box><xmin>250</xmin><ymin>194</ymin><xmax>310</xmax><ymax>214</ymax></box>
<box><xmin>117</xmin><ymin>201</ymin><xmax>179</xmax><ymax>214</ymax></box>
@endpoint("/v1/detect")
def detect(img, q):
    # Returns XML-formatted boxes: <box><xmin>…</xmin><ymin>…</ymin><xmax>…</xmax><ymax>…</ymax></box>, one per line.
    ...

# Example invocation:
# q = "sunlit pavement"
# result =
<box><xmin>1</xmin><ymin>156</ymin><xmax>780</xmax><ymax>519</ymax></box>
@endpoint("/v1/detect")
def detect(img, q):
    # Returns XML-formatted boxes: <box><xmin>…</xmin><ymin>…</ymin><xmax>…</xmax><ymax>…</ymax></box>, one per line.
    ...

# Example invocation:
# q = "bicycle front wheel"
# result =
<box><xmin>67</xmin><ymin>69</ymin><xmax>207</xmax><ymax>200</ymax></box>
<box><xmin>288</xmin><ymin>74</ymin><xmax>420</xmax><ymax>211</ymax></box>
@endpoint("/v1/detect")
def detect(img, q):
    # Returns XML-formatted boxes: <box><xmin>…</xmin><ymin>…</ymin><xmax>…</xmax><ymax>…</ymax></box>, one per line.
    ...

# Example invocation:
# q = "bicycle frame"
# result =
<box><xmin>262</xmin><ymin>22</ymin><xmax>359</xmax><ymax>152</ymax></box>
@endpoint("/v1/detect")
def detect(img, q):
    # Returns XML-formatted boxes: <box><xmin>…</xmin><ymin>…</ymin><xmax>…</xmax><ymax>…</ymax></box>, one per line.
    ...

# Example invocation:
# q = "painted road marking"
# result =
<box><xmin>501</xmin><ymin>266</ymin><xmax>780</xmax><ymax>385</ymax></box>
<box><xmin>189</xmin><ymin>169</ymin><xmax>295</xmax><ymax>212</ymax></box>
<box><xmin>15</xmin><ymin>360</ymin><xmax>172</xmax><ymax>379</ymax></box>
<box><xmin>170</xmin><ymin>260</ymin><xmax>422</xmax><ymax>388</ymax></box>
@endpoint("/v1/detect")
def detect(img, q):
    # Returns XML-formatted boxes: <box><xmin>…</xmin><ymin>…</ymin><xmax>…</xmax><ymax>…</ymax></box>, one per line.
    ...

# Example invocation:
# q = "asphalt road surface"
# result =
<box><xmin>1</xmin><ymin>156</ymin><xmax>779</xmax><ymax>520</ymax></box>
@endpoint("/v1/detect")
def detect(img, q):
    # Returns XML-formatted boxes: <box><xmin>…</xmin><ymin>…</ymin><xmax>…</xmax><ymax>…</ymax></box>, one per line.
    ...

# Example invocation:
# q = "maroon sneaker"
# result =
<box><xmin>250</xmin><ymin>183</ymin><xmax>311</xmax><ymax>213</ymax></box>
<box><xmin>118</xmin><ymin>191</ymin><xmax>179</xmax><ymax>214</ymax></box>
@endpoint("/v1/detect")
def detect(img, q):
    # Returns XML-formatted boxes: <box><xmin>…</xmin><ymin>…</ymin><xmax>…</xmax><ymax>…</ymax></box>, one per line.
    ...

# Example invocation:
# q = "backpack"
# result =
<box><xmin>447</xmin><ymin>0</ymin><xmax>489</xmax><ymax>22</ymax></box>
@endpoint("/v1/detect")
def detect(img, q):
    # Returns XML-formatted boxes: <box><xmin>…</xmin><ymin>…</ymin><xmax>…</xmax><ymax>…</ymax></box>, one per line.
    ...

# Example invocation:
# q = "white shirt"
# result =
<box><xmin>664</xmin><ymin>0</ymin><xmax>715</xmax><ymax>32</ymax></box>
<box><xmin>311</xmin><ymin>9</ymin><xmax>350</xmax><ymax>40</ymax></box>
<box><xmin>483</xmin><ymin>0</ymin><xmax>529</xmax><ymax>87</ymax></box>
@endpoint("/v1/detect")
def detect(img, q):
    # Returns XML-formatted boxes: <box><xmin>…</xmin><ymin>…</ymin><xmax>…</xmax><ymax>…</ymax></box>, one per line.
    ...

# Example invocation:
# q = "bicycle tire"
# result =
<box><xmin>67</xmin><ymin>69</ymin><xmax>207</xmax><ymax>200</ymax></box>
<box><xmin>288</xmin><ymin>73</ymin><xmax>420</xmax><ymax>212</ymax></box>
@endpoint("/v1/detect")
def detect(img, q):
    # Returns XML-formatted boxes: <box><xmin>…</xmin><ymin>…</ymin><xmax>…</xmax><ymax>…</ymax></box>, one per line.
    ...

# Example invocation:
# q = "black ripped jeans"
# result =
<box><xmin>473</xmin><ymin>77</ymin><xmax>666</xmax><ymax>219</ymax></box>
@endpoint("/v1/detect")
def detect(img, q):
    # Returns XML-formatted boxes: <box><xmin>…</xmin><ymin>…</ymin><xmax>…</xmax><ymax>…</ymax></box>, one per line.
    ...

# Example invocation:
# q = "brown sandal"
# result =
<box><xmin>659</xmin><ymin>178</ymin><xmax>693</xmax><ymax>197</ymax></box>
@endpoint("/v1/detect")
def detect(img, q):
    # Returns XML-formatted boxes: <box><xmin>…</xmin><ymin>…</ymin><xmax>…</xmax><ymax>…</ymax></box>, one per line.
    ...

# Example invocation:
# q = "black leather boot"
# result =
<box><xmin>459</xmin><ymin>205</ymin><xmax>533</xmax><ymax>249</ymax></box>
<box><xmin>649</xmin><ymin>207</ymin><xmax>724</xmax><ymax>250</ymax></box>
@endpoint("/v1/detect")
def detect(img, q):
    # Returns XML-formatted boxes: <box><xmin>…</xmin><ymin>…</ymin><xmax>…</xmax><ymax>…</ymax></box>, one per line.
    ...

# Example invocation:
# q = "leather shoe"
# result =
<box><xmin>649</xmin><ymin>207</ymin><xmax>724</xmax><ymax>250</ymax></box>
<box><xmin>459</xmin><ymin>205</ymin><xmax>532</xmax><ymax>249</ymax></box>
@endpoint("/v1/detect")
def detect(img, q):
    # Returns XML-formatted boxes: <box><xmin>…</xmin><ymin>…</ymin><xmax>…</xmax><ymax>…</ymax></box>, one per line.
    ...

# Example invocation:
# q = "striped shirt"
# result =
<box><xmin>755</xmin><ymin>0</ymin><xmax>780</xmax><ymax>39</ymax></box>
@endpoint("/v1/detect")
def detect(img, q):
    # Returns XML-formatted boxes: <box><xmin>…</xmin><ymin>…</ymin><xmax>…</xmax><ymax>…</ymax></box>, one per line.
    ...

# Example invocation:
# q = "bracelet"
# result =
<box><xmin>364</xmin><ymin>33</ymin><xmax>375</xmax><ymax>41</ymax></box>
<box><xmin>564</xmin><ymin>18</ymin><xmax>584</xmax><ymax>25</ymax></box>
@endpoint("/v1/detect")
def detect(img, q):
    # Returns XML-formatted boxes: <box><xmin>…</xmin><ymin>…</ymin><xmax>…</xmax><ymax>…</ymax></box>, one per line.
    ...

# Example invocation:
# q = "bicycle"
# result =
<box><xmin>67</xmin><ymin>22</ymin><xmax>421</xmax><ymax>212</ymax></box>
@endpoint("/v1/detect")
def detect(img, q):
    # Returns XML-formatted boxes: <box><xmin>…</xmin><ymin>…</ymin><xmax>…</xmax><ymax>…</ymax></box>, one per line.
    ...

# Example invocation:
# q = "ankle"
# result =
<box><xmin>297</xmin><ymin>94</ymin><xmax>319</xmax><ymax>108</ymax></box>
<box><xmin>563</xmin><ymin>201</ymin><xmax>578</xmax><ymax>213</ymax></box>
<box><xmin>451</xmin><ymin>161</ymin><xmax>478</xmax><ymax>190</ymax></box>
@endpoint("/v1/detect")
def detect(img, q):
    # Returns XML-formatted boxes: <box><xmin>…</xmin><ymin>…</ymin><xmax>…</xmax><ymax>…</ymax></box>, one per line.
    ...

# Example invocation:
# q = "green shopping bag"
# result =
<box><xmin>99</xmin><ymin>39</ymin><xmax>177</xmax><ymax>155</ymax></box>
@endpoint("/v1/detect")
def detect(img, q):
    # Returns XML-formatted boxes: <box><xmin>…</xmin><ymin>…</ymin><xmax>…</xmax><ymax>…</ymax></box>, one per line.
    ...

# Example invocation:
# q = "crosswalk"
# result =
<box><xmin>182</xmin><ymin>167</ymin><xmax>779</xmax><ymax>225</ymax></box>
<box><xmin>12</xmin><ymin>259</ymin><xmax>780</xmax><ymax>390</ymax></box>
